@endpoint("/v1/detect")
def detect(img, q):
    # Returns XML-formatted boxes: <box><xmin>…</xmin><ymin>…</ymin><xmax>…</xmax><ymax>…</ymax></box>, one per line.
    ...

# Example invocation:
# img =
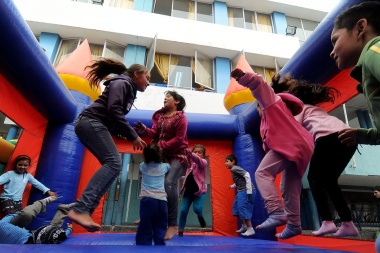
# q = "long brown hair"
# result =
<box><xmin>86</xmin><ymin>58</ymin><xmax>148</xmax><ymax>88</ymax></box>
<box><xmin>271</xmin><ymin>73</ymin><xmax>340</xmax><ymax>105</ymax></box>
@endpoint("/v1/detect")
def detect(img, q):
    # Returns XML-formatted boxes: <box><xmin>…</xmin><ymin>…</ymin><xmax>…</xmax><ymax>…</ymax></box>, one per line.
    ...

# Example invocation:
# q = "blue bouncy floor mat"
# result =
<box><xmin>2</xmin><ymin>234</ymin><xmax>355</xmax><ymax>253</ymax></box>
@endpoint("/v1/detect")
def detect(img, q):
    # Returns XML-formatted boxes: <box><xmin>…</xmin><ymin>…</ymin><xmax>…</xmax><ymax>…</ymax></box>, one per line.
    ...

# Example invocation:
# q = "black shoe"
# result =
<box><xmin>198</xmin><ymin>216</ymin><xmax>206</xmax><ymax>228</ymax></box>
<box><xmin>178</xmin><ymin>231</ymin><xmax>183</xmax><ymax>237</ymax></box>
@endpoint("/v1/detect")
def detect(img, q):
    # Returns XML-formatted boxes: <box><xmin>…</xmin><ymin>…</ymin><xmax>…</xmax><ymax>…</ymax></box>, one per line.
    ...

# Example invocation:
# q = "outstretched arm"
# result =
<box><xmin>231</xmin><ymin>68</ymin><xmax>278</xmax><ymax>109</ymax></box>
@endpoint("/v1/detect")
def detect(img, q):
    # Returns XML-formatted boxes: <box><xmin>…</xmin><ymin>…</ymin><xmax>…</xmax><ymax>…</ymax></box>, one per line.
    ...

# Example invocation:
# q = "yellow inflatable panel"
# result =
<box><xmin>224</xmin><ymin>89</ymin><xmax>255</xmax><ymax>112</ymax></box>
<box><xmin>0</xmin><ymin>138</ymin><xmax>15</xmax><ymax>164</ymax></box>
<box><xmin>60</xmin><ymin>74</ymin><xmax>101</xmax><ymax>102</ymax></box>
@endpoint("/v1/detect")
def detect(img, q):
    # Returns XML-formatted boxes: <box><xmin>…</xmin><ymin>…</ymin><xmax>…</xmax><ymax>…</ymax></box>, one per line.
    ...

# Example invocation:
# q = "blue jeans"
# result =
<box><xmin>232</xmin><ymin>190</ymin><xmax>254</xmax><ymax>220</ymax></box>
<box><xmin>179</xmin><ymin>192</ymin><xmax>205</xmax><ymax>229</ymax></box>
<box><xmin>165</xmin><ymin>159</ymin><xmax>185</xmax><ymax>226</ymax></box>
<box><xmin>136</xmin><ymin>197</ymin><xmax>167</xmax><ymax>245</ymax></box>
<box><xmin>73</xmin><ymin>116</ymin><xmax>122</xmax><ymax>215</ymax></box>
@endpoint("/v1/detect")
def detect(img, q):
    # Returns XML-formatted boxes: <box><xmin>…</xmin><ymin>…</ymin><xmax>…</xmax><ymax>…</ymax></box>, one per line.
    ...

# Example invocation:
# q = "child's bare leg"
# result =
<box><xmin>68</xmin><ymin>209</ymin><xmax>101</xmax><ymax>232</ymax></box>
<box><xmin>236</xmin><ymin>219</ymin><xmax>247</xmax><ymax>233</ymax></box>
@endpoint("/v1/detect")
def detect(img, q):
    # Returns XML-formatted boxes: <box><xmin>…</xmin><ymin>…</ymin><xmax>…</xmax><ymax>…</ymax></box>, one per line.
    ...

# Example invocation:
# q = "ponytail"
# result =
<box><xmin>85</xmin><ymin>58</ymin><xmax>149</xmax><ymax>89</ymax></box>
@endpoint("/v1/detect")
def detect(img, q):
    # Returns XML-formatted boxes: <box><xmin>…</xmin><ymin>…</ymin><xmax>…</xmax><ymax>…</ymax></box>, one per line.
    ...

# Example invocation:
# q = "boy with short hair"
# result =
<box><xmin>330</xmin><ymin>1</ymin><xmax>380</xmax><ymax>146</ymax></box>
<box><xmin>225</xmin><ymin>154</ymin><xmax>255</xmax><ymax>236</ymax></box>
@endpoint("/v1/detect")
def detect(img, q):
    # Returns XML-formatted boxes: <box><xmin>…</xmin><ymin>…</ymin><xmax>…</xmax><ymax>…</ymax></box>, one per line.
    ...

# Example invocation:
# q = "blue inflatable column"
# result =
<box><xmin>28</xmin><ymin>91</ymin><xmax>92</xmax><ymax>229</ymax></box>
<box><xmin>230</xmin><ymin>103</ymin><xmax>276</xmax><ymax>240</ymax></box>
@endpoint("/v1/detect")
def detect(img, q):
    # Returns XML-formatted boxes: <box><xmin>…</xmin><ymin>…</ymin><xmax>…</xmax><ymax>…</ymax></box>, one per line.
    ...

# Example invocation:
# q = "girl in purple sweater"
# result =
<box><xmin>272</xmin><ymin>74</ymin><xmax>359</xmax><ymax>238</ymax></box>
<box><xmin>135</xmin><ymin>90</ymin><xmax>191</xmax><ymax>240</ymax></box>
<box><xmin>231</xmin><ymin>68</ymin><xmax>314</xmax><ymax>239</ymax></box>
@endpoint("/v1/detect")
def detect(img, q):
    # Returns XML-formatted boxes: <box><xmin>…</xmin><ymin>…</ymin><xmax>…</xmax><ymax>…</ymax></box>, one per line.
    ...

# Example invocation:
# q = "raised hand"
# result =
<box><xmin>230</xmin><ymin>68</ymin><xmax>245</xmax><ymax>81</ymax></box>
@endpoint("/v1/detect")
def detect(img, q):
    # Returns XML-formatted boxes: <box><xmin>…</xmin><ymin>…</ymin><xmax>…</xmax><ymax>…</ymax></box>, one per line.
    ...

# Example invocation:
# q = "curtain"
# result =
<box><xmin>251</xmin><ymin>12</ymin><xmax>257</xmax><ymax>30</ymax></box>
<box><xmin>188</xmin><ymin>1</ymin><xmax>195</xmax><ymax>20</ymax></box>
<box><xmin>54</xmin><ymin>41</ymin><xmax>69</xmax><ymax>67</ymax></box>
<box><xmin>251</xmin><ymin>66</ymin><xmax>264</xmax><ymax>77</ymax></box>
<box><xmin>90</xmin><ymin>44</ymin><xmax>104</xmax><ymax>61</ymax></box>
<box><xmin>257</xmin><ymin>13</ymin><xmax>273</xmax><ymax>33</ymax></box>
<box><xmin>265</xmin><ymin>68</ymin><xmax>276</xmax><ymax>84</ymax></box>
<box><xmin>228</xmin><ymin>8</ymin><xmax>234</xmax><ymax>27</ymax></box>
<box><xmin>154</xmin><ymin>54</ymin><xmax>170</xmax><ymax>83</ymax></box>
<box><xmin>114</xmin><ymin>0</ymin><xmax>133</xmax><ymax>9</ymax></box>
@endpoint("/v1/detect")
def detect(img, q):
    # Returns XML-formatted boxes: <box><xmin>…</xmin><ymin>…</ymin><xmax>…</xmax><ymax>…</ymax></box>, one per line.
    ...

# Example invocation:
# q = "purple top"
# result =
<box><xmin>80</xmin><ymin>74</ymin><xmax>138</xmax><ymax>141</ymax></box>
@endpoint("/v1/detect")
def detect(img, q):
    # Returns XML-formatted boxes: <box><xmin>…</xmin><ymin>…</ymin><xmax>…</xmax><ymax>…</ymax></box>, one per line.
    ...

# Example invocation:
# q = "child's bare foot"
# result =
<box><xmin>68</xmin><ymin>209</ymin><xmax>101</xmax><ymax>232</ymax></box>
<box><xmin>164</xmin><ymin>226</ymin><xmax>178</xmax><ymax>240</ymax></box>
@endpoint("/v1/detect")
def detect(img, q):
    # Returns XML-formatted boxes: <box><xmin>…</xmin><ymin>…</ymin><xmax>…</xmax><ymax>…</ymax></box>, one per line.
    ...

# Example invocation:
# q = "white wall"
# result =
<box><xmin>134</xmin><ymin>86</ymin><xmax>229</xmax><ymax>115</ymax></box>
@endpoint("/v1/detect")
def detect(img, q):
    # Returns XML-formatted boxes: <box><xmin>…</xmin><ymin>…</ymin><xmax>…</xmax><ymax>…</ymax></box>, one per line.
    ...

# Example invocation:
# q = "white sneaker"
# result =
<box><xmin>242</xmin><ymin>228</ymin><xmax>255</xmax><ymax>236</ymax></box>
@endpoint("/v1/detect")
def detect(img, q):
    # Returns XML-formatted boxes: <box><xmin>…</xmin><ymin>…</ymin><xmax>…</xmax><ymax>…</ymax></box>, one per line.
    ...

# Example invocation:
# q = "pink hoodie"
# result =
<box><xmin>238</xmin><ymin>72</ymin><xmax>313</xmax><ymax>177</ymax></box>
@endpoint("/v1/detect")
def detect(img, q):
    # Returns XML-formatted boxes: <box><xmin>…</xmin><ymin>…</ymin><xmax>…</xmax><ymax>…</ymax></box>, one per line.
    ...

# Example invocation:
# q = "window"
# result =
<box><xmin>168</xmin><ymin>55</ymin><xmax>192</xmax><ymax>89</ymax></box>
<box><xmin>154</xmin><ymin>0</ymin><xmax>213</xmax><ymax>23</ymax></box>
<box><xmin>231</xmin><ymin>51</ymin><xmax>244</xmax><ymax>70</ymax></box>
<box><xmin>154</xmin><ymin>0</ymin><xmax>172</xmax><ymax>16</ymax></box>
<box><xmin>89</xmin><ymin>43</ymin><xmax>104</xmax><ymax>61</ymax></box>
<box><xmin>104</xmin><ymin>41</ymin><xmax>126</xmax><ymax>62</ymax></box>
<box><xmin>251</xmin><ymin>65</ymin><xmax>276</xmax><ymax>84</ymax></box>
<box><xmin>173</xmin><ymin>0</ymin><xmax>194</xmax><ymax>20</ymax></box>
<box><xmin>286</xmin><ymin>16</ymin><xmax>319</xmax><ymax>45</ymax></box>
<box><xmin>244</xmin><ymin>10</ymin><xmax>256</xmax><ymax>30</ymax></box>
<box><xmin>195</xmin><ymin>51</ymin><xmax>214</xmax><ymax>90</ymax></box>
<box><xmin>257</xmin><ymin>13</ymin><xmax>272</xmax><ymax>33</ymax></box>
<box><xmin>146</xmin><ymin>35</ymin><xmax>157</xmax><ymax>71</ymax></box>
<box><xmin>197</xmin><ymin>2</ymin><xmax>213</xmax><ymax>23</ymax></box>
<box><xmin>150</xmin><ymin>52</ymin><xmax>214</xmax><ymax>91</ymax></box>
<box><xmin>54</xmin><ymin>38</ymin><xmax>81</xmax><ymax>67</ymax></box>
<box><xmin>228</xmin><ymin>7</ymin><xmax>244</xmax><ymax>28</ymax></box>
<box><xmin>302</xmin><ymin>19</ymin><xmax>318</xmax><ymax>40</ymax></box>
<box><xmin>229</xmin><ymin>7</ymin><xmax>272</xmax><ymax>33</ymax></box>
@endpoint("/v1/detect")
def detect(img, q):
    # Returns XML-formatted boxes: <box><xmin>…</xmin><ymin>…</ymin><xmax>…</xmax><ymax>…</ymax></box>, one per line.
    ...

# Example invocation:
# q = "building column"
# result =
<box><xmin>215</xmin><ymin>57</ymin><xmax>230</xmax><ymax>94</ymax></box>
<box><xmin>39</xmin><ymin>32</ymin><xmax>61</xmax><ymax>64</ymax></box>
<box><xmin>272</xmin><ymin>11</ymin><xmax>287</xmax><ymax>35</ymax></box>
<box><xmin>213</xmin><ymin>1</ymin><xmax>228</xmax><ymax>25</ymax></box>
<box><xmin>125</xmin><ymin>45</ymin><xmax>146</xmax><ymax>67</ymax></box>
<box><xmin>134</xmin><ymin>0</ymin><xmax>154</xmax><ymax>12</ymax></box>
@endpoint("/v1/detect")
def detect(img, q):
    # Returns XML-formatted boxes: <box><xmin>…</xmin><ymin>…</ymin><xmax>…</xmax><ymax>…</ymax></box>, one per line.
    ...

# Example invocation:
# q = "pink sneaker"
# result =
<box><xmin>332</xmin><ymin>221</ymin><xmax>359</xmax><ymax>237</ymax></box>
<box><xmin>311</xmin><ymin>221</ymin><xmax>337</xmax><ymax>236</ymax></box>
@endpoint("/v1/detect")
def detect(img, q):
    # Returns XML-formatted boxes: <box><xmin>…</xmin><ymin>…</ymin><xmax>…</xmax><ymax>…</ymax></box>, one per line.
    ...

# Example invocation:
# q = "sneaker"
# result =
<box><xmin>198</xmin><ymin>216</ymin><xmax>206</xmax><ymax>228</ymax></box>
<box><xmin>311</xmin><ymin>220</ymin><xmax>337</xmax><ymax>236</ymax></box>
<box><xmin>178</xmin><ymin>229</ymin><xmax>184</xmax><ymax>237</ymax></box>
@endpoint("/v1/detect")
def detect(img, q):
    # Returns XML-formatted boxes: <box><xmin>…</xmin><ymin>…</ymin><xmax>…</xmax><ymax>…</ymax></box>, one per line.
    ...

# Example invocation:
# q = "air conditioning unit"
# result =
<box><xmin>92</xmin><ymin>0</ymin><xmax>104</xmax><ymax>5</ymax></box>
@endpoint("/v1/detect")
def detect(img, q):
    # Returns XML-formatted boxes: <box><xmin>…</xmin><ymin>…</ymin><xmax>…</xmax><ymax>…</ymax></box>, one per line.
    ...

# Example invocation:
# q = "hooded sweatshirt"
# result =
<box><xmin>238</xmin><ymin>72</ymin><xmax>313</xmax><ymax>176</ymax></box>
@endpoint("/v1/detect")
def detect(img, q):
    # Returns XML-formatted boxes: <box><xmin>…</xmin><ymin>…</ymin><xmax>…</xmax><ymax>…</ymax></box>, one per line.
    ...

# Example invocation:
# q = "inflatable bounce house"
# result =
<box><xmin>0</xmin><ymin>0</ymin><xmax>376</xmax><ymax>252</ymax></box>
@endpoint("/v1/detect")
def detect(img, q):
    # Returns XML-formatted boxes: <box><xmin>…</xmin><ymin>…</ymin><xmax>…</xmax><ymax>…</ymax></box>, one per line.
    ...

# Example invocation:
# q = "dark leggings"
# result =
<box><xmin>165</xmin><ymin>159</ymin><xmax>185</xmax><ymax>226</ymax></box>
<box><xmin>308</xmin><ymin>132</ymin><xmax>357</xmax><ymax>221</ymax></box>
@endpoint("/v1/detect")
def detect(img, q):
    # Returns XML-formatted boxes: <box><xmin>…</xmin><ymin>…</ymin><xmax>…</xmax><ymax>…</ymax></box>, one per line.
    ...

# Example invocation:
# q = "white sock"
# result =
<box><xmin>242</xmin><ymin>227</ymin><xmax>255</xmax><ymax>236</ymax></box>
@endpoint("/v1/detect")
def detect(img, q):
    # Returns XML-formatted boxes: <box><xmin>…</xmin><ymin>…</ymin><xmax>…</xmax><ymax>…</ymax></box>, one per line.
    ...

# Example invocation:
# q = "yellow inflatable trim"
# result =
<box><xmin>59</xmin><ymin>74</ymin><xmax>101</xmax><ymax>101</ymax></box>
<box><xmin>224</xmin><ymin>89</ymin><xmax>256</xmax><ymax>112</ymax></box>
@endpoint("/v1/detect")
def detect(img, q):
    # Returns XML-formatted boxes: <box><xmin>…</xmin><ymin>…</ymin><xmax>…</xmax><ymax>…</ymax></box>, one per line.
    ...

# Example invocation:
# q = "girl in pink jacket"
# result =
<box><xmin>272</xmin><ymin>75</ymin><xmax>359</xmax><ymax>238</ymax></box>
<box><xmin>231</xmin><ymin>68</ymin><xmax>314</xmax><ymax>239</ymax></box>
<box><xmin>178</xmin><ymin>144</ymin><xmax>208</xmax><ymax>237</ymax></box>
